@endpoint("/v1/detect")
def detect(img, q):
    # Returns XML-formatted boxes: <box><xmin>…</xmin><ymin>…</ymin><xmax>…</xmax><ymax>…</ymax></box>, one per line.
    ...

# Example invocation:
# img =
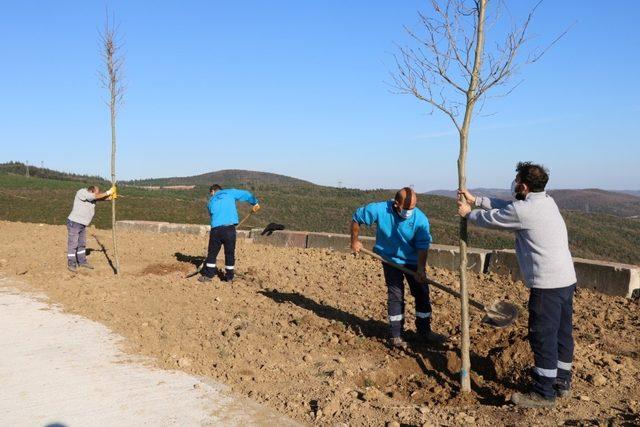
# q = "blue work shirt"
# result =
<box><xmin>352</xmin><ymin>200</ymin><xmax>432</xmax><ymax>265</ymax></box>
<box><xmin>208</xmin><ymin>189</ymin><xmax>258</xmax><ymax>228</ymax></box>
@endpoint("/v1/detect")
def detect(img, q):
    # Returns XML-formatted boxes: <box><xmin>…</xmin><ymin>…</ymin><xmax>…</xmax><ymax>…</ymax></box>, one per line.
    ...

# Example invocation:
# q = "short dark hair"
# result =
<box><xmin>87</xmin><ymin>185</ymin><xmax>97</xmax><ymax>192</ymax></box>
<box><xmin>209</xmin><ymin>184</ymin><xmax>222</xmax><ymax>193</ymax></box>
<box><xmin>516</xmin><ymin>162</ymin><xmax>549</xmax><ymax>192</ymax></box>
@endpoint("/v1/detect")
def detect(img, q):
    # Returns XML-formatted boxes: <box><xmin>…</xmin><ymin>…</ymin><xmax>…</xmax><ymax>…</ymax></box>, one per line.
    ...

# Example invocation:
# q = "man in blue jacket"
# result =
<box><xmin>351</xmin><ymin>187</ymin><xmax>444</xmax><ymax>349</ymax></box>
<box><xmin>458</xmin><ymin>162</ymin><xmax>576</xmax><ymax>408</ymax></box>
<box><xmin>199</xmin><ymin>184</ymin><xmax>260</xmax><ymax>283</ymax></box>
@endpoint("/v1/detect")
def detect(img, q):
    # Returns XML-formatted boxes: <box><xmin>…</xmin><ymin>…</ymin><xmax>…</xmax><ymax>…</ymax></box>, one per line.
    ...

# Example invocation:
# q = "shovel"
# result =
<box><xmin>358</xmin><ymin>247</ymin><xmax>518</xmax><ymax>328</ymax></box>
<box><xmin>184</xmin><ymin>210</ymin><xmax>256</xmax><ymax>279</ymax></box>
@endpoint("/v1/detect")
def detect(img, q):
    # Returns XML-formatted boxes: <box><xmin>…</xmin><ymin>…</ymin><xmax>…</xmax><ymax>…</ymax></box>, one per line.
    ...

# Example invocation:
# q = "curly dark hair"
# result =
<box><xmin>209</xmin><ymin>184</ymin><xmax>222</xmax><ymax>193</ymax></box>
<box><xmin>516</xmin><ymin>162</ymin><xmax>549</xmax><ymax>192</ymax></box>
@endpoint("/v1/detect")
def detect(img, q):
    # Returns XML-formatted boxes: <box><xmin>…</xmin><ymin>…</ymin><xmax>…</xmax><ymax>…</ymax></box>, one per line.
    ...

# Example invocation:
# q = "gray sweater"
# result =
<box><xmin>468</xmin><ymin>191</ymin><xmax>576</xmax><ymax>289</ymax></box>
<box><xmin>68</xmin><ymin>188</ymin><xmax>97</xmax><ymax>226</ymax></box>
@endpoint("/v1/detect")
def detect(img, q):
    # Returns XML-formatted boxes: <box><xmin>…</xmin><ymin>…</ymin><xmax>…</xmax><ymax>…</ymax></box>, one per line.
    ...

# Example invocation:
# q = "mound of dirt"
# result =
<box><xmin>139</xmin><ymin>263</ymin><xmax>191</xmax><ymax>276</ymax></box>
<box><xmin>0</xmin><ymin>221</ymin><xmax>638</xmax><ymax>426</ymax></box>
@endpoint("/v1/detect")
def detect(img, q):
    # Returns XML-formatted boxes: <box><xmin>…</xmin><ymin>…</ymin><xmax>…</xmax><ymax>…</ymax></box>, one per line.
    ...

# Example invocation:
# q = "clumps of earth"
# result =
<box><xmin>1</xmin><ymin>220</ymin><xmax>638</xmax><ymax>425</ymax></box>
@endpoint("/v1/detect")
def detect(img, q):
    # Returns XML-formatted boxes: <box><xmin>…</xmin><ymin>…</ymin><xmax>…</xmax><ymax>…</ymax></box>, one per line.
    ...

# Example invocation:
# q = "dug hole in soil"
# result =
<box><xmin>0</xmin><ymin>221</ymin><xmax>638</xmax><ymax>426</ymax></box>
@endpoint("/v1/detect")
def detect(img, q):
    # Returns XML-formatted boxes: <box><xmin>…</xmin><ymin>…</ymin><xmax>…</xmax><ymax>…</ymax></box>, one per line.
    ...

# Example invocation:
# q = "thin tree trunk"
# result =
<box><xmin>457</xmin><ymin>132</ymin><xmax>471</xmax><ymax>392</ymax></box>
<box><xmin>457</xmin><ymin>0</ymin><xmax>486</xmax><ymax>393</ymax></box>
<box><xmin>110</xmin><ymin>73</ymin><xmax>120</xmax><ymax>274</ymax></box>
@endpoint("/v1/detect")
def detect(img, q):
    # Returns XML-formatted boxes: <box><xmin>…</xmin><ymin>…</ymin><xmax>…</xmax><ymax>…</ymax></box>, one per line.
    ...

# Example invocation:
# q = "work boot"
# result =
<box><xmin>198</xmin><ymin>275</ymin><xmax>213</xmax><ymax>283</ymax></box>
<box><xmin>224</xmin><ymin>268</ymin><xmax>235</xmax><ymax>283</ymax></box>
<box><xmin>554</xmin><ymin>379</ymin><xmax>571</xmax><ymax>398</ymax></box>
<box><xmin>78</xmin><ymin>262</ymin><xmax>94</xmax><ymax>270</ymax></box>
<box><xmin>511</xmin><ymin>391</ymin><xmax>556</xmax><ymax>408</ymax></box>
<box><xmin>389</xmin><ymin>337</ymin><xmax>408</xmax><ymax>350</ymax></box>
<box><xmin>68</xmin><ymin>263</ymin><xmax>77</xmax><ymax>273</ymax></box>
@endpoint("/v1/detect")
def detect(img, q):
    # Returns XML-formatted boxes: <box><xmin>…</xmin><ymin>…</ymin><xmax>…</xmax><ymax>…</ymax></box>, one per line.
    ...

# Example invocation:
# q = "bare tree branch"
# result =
<box><xmin>391</xmin><ymin>0</ymin><xmax>567</xmax><ymax>117</ymax></box>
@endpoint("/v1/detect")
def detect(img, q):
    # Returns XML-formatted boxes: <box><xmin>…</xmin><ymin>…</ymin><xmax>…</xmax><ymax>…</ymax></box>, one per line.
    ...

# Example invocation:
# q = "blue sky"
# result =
<box><xmin>1</xmin><ymin>1</ymin><xmax>638</xmax><ymax>191</ymax></box>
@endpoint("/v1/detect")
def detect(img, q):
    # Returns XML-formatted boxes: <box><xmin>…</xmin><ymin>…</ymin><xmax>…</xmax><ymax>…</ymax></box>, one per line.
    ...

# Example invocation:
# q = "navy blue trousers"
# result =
<box><xmin>382</xmin><ymin>263</ymin><xmax>432</xmax><ymax>338</ymax></box>
<box><xmin>202</xmin><ymin>225</ymin><xmax>237</xmax><ymax>279</ymax></box>
<box><xmin>528</xmin><ymin>284</ymin><xmax>575</xmax><ymax>398</ymax></box>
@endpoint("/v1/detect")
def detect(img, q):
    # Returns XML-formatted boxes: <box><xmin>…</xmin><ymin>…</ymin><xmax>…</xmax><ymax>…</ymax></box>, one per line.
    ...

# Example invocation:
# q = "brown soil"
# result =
<box><xmin>0</xmin><ymin>221</ymin><xmax>639</xmax><ymax>426</ymax></box>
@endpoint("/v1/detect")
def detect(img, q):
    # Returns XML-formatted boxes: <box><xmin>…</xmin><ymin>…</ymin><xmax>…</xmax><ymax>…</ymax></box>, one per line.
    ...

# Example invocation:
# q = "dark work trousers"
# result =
<box><xmin>382</xmin><ymin>262</ymin><xmax>432</xmax><ymax>338</ymax></box>
<box><xmin>66</xmin><ymin>219</ymin><xmax>87</xmax><ymax>266</ymax></box>
<box><xmin>202</xmin><ymin>225</ymin><xmax>237</xmax><ymax>280</ymax></box>
<box><xmin>528</xmin><ymin>284</ymin><xmax>575</xmax><ymax>399</ymax></box>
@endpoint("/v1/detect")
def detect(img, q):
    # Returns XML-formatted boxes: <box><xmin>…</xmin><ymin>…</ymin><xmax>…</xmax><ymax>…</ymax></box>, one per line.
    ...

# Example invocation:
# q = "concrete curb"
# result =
<box><xmin>116</xmin><ymin>220</ymin><xmax>640</xmax><ymax>299</ymax></box>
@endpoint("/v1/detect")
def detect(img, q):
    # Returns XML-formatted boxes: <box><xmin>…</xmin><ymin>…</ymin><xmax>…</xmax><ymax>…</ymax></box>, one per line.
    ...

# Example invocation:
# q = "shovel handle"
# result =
<box><xmin>358</xmin><ymin>247</ymin><xmax>485</xmax><ymax>312</ymax></box>
<box><xmin>237</xmin><ymin>211</ymin><xmax>254</xmax><ymax>228</ymax></box>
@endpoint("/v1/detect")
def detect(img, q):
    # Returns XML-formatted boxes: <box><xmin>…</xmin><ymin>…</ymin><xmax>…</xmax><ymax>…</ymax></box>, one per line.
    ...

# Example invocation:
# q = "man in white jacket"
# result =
<box><xmin>457</xmin><ymin>162</ymin><xmax>576</xmax><ymax>408</ymax></box>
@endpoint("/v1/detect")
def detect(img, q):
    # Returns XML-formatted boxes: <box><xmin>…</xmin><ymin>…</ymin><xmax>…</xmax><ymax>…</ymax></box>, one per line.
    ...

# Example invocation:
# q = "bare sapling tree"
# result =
<box><xmin>100</xmin><ymin>14</ymin><xmax>125</xmax><ymax>274</ymax></box>
<box><xmin>392</xmin><ymin>0</ymin><xmax>564</xmax><ymax>393</ymax></box>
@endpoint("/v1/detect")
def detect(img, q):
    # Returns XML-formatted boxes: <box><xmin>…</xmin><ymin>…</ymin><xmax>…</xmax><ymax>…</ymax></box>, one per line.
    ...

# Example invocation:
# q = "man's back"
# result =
<box><xmin>511</xmin><ymin>192</ymin><xmax>576</xmax><ymax>289</ymax></box>
<box><xmin>68</xmin><ymin>188</ymin><xmax>96</xmax><ymax>226</ymax></box>
<box><xmin>208</xmin><ymin>189</ymin><xmax>257</xmax><ymax>227</ymax></box>
<box><xmin>471</xmin><ymin>191</ymin><xmax>576</xmax><ymax>289</ymax></box>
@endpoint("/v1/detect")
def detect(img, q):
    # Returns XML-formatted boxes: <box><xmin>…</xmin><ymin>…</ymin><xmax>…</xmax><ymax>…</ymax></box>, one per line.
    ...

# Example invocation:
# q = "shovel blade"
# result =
<box><xmin>185</xmin><ymin>264</ymin><xmax>203</xmax><ymax>279</ymax></box>
<box><xmin>481</xmin><ymin>300</ymin><xmax>519</xmax><ymax>328</ymax></box>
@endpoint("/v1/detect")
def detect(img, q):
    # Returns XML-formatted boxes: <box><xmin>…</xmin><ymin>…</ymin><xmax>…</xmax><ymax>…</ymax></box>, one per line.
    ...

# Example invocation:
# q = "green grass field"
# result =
<box><xmin>1</xmin><ymin>172</ymin><xmax>639</xmax><ymax>265</ymax></box>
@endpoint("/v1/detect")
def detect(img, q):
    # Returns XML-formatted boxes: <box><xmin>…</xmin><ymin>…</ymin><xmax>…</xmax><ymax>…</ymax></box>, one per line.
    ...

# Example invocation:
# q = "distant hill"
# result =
<box><xmin>549</xmin><ymin>189</ymin><xmax>640</xmax><ymax>217</ymax></box>
<box><xmin>618</xmin><ymin>190</ymin><xmax>640</xmax><ymax>198</ymax></box>
<box><xmin>0</xmin><ymin>162</ymin><xmax>107</xmax><ymax>185</ymax></box>
<box><xmin>428</xmin><ymin>188</ymin><xmax>511</xmax><ymax>199</ymax></box>
<box><xmin>124</xmin><ymin>170</ymin><xmax>314</xmax><ymax>188</ymax></box>
<box><xmin>428</xmin><ymin>188</ymin><xmax>640</xmax><ymax>218</ymax></box>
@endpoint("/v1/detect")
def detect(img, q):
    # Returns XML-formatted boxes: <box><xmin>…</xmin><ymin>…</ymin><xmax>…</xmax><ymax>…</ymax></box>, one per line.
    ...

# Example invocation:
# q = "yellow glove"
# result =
<box><xmin>106</xmin><ymin>186</ymin><xmax>118</xmax><ymax>200</ymax></box>
<box><xmin>252</xmin><ymin>203</ymin><xmax>261</xmax><ymax>213</ymax></box>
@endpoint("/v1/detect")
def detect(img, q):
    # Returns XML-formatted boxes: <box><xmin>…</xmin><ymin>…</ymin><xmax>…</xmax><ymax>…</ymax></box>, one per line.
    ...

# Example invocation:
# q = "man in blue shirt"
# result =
<box><xmin>199</xmin><ymin>184</ymin><xmax>260</xmax><ymax>283</ymax></box>
<box><xmin>351</xmin><ymin>187</ymin><xmax>444</xmax><ymax>349</ymax></box>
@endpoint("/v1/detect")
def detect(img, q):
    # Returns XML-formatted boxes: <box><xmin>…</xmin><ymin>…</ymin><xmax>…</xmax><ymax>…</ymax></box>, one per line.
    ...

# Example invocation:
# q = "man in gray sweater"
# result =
<box><xmin>457</xmin><ymin>162</ymin><xmax>576</xmax><ymax>408</ymax></box>
<box><xmin>67</xmin><ymin>185</ymin><xmax>114</xmax><ymax>272</ymax></box>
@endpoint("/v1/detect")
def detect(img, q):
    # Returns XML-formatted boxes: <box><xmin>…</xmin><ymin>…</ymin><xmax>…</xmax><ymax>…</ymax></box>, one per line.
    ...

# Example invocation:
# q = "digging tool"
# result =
<box><xmin>184</xmin><ymin>211</ymin><xmax>257</xmax><ymax>279</ymax></box>
<box><xmin>261</xmin><ymin>223</ymin><xmax>285</xmax><ymax>236</ymax></box>
<box><xmin>358</xmin><ymin>247</ymin><xmax>518</xmax><ymax>328</ymax></box>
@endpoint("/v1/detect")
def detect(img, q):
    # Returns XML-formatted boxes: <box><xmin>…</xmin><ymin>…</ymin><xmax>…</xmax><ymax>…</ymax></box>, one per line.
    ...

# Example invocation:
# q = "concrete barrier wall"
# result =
<box><xmin>250</xmin><ymin>229</ymin><xmax>307</xmax><ymax>248</ymax></box>
<box><xmin>116</xmin><ymin>220</ymin><xmax>639</xmax><ymax>298</ymax></box>
<box><xmin>116</xmin><ymin>220</ymin><xmax>250</xmax><ymax>239</ymax></box>
<box><xmin>306</xmin><ymin>232</ymin><xmax>375</xmax><ymax>252</ymax></box>
<box><xmin>487</xmin><ymin>250</ymin><xmax>521</xmax><ymax>281</ymax></box>
<box><xmin>573</xmin><ymin>258</ymin><xmax>639</xmax><ymax>298</ymax></box>
<box><xmin>428</xmin><ymin>244</ymin><xmax>490</xmax><ymax>275</ymax></box>
<box><xmin>486</xmin><ymin>250</ymin><xmax>640</xmax><ymax>299</ymax></box>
